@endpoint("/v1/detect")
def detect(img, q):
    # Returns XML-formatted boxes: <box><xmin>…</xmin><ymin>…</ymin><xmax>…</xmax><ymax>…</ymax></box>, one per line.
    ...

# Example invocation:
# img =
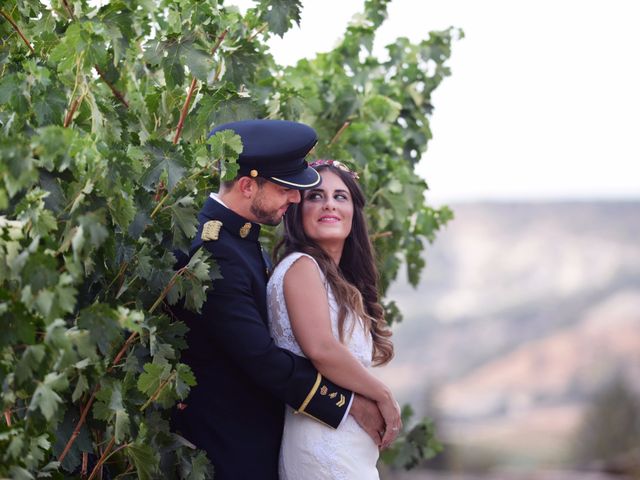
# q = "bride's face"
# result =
<box><xmin>301</xmin><ymin>170</ymin><xmax>354</xmax><ymax>249</ymax></box>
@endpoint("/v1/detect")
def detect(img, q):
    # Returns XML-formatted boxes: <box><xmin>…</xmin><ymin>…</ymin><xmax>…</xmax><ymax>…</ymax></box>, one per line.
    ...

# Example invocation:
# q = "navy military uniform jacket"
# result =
<box><xmin>171</xmin><ymin>196</ymin><xmax>353</xmax><ymax>479</ymax></box>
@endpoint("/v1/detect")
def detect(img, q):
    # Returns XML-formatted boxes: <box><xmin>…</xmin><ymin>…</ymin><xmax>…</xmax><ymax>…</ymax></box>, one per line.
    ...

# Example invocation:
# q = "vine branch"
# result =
<box><xmin>64</xmin><ymin>96</ymin><xmax>82</xmax><ymax>127</ymax></box>
<box><xmin>59</xmin><ymin>1</ymin><xmax>128</xmax><ymax>108</ymax></box>
<box><xmin>172</xmin><ymin>29</ymin><xmax>228</xmax><ymax>145</ymax></box>
<box><xmin>81</xmin><ymin>452</ymin><xmax>88</xmax><ymax>478</ymax></box>
<box><xmin>58</xmin><ymin>330</ymin><xmax>137</xmax><ymax>463</ymax></box>
<box><xmin>139</xmin><ymin>371</ymin><xmax>176</xmax><ymax>411</ymax></box>
<box><xmin>87</xmin><ymin>436</ymin><xmax>115</xmax><ymax>480</ymax></box>
<box><xmin>371</xmin><ymin>231</ymin><xmax>393</xmax><ymax>241</ymax></box>
<box><xmin>61</xmin><ymin>0</ymin><xmax>77</xmax><ymax>20</ymax></box>
<box><xmin>94</xmin><ymin>65</ymin><xmax>129</xmax><ymax>108</ymax></box>
<box><xmin>1</xmin><ymin>10</ymin><xmax>35</xmax><ymax>55</ymax></box>
<box><xmin>172</xmin><ymin>77</ymin><xmax>198</xmax><ymax>145</ymax></box>
<box><xmin>248</xmin><ymin>23</ymin><xmax>268</xmax><ymax>42</ymax></box>
<box><xmin>3</xmin><ymin>409</ymin><xmax>11</xmax><ymax>427</ymax></box>
<box><xmin>108</xmin><ymin>331</ymin><xmax>139</xmax><ymax>373</ymax></box>
<box><xmin>59</xmin><ymin>260</ymin><xmax>189</xmax><ymax>461</ymax></box>
<box><xmin>58</xmin><ymin>389</ymin><xmax>99</xmax><ymax>463</ymax></box>
<box><xmin>149</xmin><ymin>266</ymin><xmax>187</xmax><ymax>313</ymax></box>
<box><xmin>150</xmin><ymin>192</ymin><xmax>170</xmax><ymax>219</ymax></box>
<box><xmin>211</xmin><ymin>29</ymin><xmax>229</xmax><ymax>56</ymax></box>
<box><xmin>329</xmin><ymin>121</ymin><xmax>350</xmax><ymax>146</ymax></box>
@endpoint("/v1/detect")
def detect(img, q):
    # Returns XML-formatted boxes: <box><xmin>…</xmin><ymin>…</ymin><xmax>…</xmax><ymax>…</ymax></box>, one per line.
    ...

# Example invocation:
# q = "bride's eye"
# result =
<box><xmin>306</xmin><ymin>191</ymin><xmax>323</xmax><ymax>201</ymax></box>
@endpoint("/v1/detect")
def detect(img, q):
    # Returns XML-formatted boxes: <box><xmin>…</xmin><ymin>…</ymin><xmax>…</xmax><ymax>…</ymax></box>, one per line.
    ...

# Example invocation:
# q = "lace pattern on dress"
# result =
<box><xmin>268</xmin><ymin>252</ymin><xmax>379</xmax><ymax>479</ymax></box>
<box><xmin>267</xmin><ymin>252</ymin><xmax>373</xmax><ymax>365</ymax></box>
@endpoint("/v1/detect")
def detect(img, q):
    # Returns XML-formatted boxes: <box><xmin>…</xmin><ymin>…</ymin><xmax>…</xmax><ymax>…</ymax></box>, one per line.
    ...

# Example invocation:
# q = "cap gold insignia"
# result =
<box><xmin>202</xmin><ymin>220</ymin><xmax>223</xmax><ymax>241</ymax></box>
<box><xmin>336</xmin><ymin>394</ymin><xmax>346</xmax><ymax>408</ymax></box>
<box><xmin>239</xmin><ymin>222</ymin><xmax>252</xmax><ymax>238</ymax></box>
<box><xmin>329</xmin><ymin>392</ymin><xmax>337</xmax><ymax>399</ymax></box>
<box><xmin>320</xmin><ymin>385</ymin><xmax>328</xmax><ymax>396</ymax></box>
<box><xmin>250</xmin><ymin>169</ymin><xmax>258</xmax><ymax>178</ymax></box>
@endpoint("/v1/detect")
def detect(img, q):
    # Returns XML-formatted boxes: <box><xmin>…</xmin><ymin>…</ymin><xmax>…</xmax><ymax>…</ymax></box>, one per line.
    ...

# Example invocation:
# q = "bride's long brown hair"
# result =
<box><xmin>274</xmin><ymin>163</ymin><xmax>393</xmax><ymax>366</ymax></box>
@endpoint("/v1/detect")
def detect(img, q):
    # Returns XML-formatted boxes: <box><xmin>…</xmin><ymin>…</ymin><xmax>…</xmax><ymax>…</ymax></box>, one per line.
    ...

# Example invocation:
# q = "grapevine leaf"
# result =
<box><xmin>71</xmin><ymin>374</ymin><xmax>89</xmax><ymax>403</ymax></box>
<box><xmin>175</xmin><ymin>363</ymin><xmax>197</xmax><ymax>399</ymax></box>
<box><xmin>149</xmin><ymin>314</ymin><xmax>189</xmax><ymax>353</ymax></box>
<box><xmin>115</xmin><ymin>407</ymin><xmax>131</xmax><ymax>443</ymax></box>
<box><xmin>170</xmin><ymin>195</ymin><xmax>199</xmax><ymax>248</ymax></box>
<box><xmin>182</xmin><ymin>44</ymin><xmax>215</xmax><ymax>82</ymax></box>
<box><xmin>15</xmin><ymin>345</ymin><xmax>46</xmax><ymax>384</ymax></box>
<box><xmin>140</xmin><ymin>140</ymin><xmax>188</xmax><ymax>193</ymax></box>
<box><xmin>93</xmin><ymin>384</ymin><xmax>114</xmax><ymax>421</ymax></box>
<box><xmin>77</xmin><ymin>304</ymin><xmax>123</xmax><ymax>356</ymax></box>
<box><xmin>107</xmin><ymin>189</ymin><xmax>137</xmax><ymax>230</ymax></box>
<box><xmin>29</xmin><ymin>372</ymin><xmax>69</xmax><ymax>421</ymax></box>
<box><xmin>259</xmin><ymin>0</ymin><xmax>302</xmax><ymax>37</ymax></box>
<box><xmin>137</xmin><ymin>362</ymin><xmax>171</xmax><ymax>397</ymax></box>
<box><xmin>186</xmin><ymin>450</ymin><xmax>213</xmax><ymax>480</ymax></box>
<box><xmin>9</xmin><ymin>467</ymin><xmax>34</xmax><ymax>480</ymax></box>
<box><xmin>0</xmin><ymin>73</ymin><xmax>23</xmax><ymax>104</ymax></box>
<box><xmin>167</xmin><ymin>249</ymin><xmax>213</xmax><ymax>312</ymax></box>
<box><xmin>126</xmin><ymin>443</ymin><xmax>158</xmax><ymax>480</ymax></box>
<box><xmin>5</xmin><ymin>307</ymin><xmax>37</xmax><ymax>345</ymax></box>
<box><xmin>39</xmin><ymin>171</ymin><xmax>67</xmax><ymax>213</ymax></box>
<box><xmin>379</xmin><ymin>409</ymin><xmax>443</xmax><ymax>470</ymax></box>
<box><xmin>49</xmin><ymin>23</ymin><xmax>107</xmax><ymax>73</ymax></box>
<box><xmin>207</xmin><ymin>129</ymin><xmax>243</xmax><ymax>160</ymax></box>
<box><xmin>207</xmin><ymin>129</ymin><xmax>243</xmax><ymax>182</ymax></box>
<box><xmin>222</xmin><ymin>42</ymin><xmax>261</xmax><ymax>85</ymax></box>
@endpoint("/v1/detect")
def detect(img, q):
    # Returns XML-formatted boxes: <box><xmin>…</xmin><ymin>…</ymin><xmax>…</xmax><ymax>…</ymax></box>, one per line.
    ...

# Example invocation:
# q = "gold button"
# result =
<box><xmin>250</xmin><ymin>169</ymin><xmax>258</xmax><ymax>177</ymax></box>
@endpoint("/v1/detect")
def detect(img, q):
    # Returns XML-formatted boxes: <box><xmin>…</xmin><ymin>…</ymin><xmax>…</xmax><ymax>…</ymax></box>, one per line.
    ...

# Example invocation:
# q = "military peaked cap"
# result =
<box><xmin>209</xmin><ymin>119</ymin><xmax>321</xmax><ymax>189</ymax></box>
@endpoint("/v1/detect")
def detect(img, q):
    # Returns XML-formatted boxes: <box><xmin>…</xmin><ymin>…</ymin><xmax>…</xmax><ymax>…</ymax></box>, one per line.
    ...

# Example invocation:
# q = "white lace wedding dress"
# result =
<box><xmin>267</xmin><ymin>252</ymin><xmax>379</xmax><ymax>480</ymax></box>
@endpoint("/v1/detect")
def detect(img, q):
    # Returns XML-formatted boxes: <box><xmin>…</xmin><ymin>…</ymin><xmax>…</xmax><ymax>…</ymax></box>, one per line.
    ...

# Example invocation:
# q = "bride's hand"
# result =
<box><xmin>377</xmin><ymin>393</ymin><xmax>402</xmax><ymax>449</ymax></box>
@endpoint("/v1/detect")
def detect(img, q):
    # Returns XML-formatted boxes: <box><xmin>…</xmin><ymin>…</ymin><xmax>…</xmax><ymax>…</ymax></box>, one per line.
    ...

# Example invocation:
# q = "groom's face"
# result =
<box><xmin>250</xmin><ymin>180</ymin><xmax>301</xmax><ymax>226</ymax></box>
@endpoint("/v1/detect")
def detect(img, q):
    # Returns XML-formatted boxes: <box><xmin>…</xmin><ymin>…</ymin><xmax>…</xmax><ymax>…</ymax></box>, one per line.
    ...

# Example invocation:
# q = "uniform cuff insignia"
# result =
<box><xmin>297</xmin><ymin>372</ymin><xmax>321</xmax><ymax>414</ymax></box>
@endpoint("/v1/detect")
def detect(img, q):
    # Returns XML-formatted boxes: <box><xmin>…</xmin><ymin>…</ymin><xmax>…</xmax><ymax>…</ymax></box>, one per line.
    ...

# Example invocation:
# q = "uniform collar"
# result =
<box><xmin>201</xmin><ymin>196</ymin><xmax>261</xmax><ymax>242</ymax></box>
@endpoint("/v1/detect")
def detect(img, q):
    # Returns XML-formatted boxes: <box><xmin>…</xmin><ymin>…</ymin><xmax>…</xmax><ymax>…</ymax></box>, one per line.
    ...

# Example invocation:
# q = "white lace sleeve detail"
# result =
<box><xmin>267</xmin><ymin>252</ymin><xmax>373</xmax><ymax>366</ymax></box>
<box><xmin>267</xmin><ymin>252</ymin><xmax>323</xmax><ymax>356</ymax></box>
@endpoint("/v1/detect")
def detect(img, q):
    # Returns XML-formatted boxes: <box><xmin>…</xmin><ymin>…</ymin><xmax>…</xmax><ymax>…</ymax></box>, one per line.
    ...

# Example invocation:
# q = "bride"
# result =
<box><xmin>267</xmin><ymin>159</ymin><xmax>401</xmax><ymax>479</ymax></box>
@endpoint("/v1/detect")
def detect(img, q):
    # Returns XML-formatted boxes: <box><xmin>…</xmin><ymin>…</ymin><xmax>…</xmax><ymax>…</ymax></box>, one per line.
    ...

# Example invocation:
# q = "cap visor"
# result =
<box><xmin>268</xmin><ymin>167</ymin><xmax>321</xmax><ymax>190</ymax></box>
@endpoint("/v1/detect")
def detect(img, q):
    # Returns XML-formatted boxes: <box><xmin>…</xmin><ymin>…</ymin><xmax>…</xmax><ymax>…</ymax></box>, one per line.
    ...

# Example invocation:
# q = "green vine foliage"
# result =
<box><xmin>0</xmin><ymin>0</ymin><xmax>460</xmax><ymax>477</ymax></box>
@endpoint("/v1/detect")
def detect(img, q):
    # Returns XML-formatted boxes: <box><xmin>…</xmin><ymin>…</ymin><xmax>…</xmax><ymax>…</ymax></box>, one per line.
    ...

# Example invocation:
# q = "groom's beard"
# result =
<box><xmin>250</xmin><ymin>196</ymin><xmax>287</xmax><ymax>226</ymax></box>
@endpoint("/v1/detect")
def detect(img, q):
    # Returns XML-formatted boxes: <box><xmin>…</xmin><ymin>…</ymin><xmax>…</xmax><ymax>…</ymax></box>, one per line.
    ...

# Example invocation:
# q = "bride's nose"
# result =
<box><xmin>322</xmin><ymin>197</ymin><xmax>336</xmax><ymax>210</ymax></box>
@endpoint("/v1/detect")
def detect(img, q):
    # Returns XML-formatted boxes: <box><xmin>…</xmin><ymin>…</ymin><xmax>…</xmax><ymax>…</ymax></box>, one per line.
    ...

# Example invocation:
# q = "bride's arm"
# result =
<box><xmin>284</xmin><ymin>256</ymin><xmax>401</xmax><ymax>442</ymax></box>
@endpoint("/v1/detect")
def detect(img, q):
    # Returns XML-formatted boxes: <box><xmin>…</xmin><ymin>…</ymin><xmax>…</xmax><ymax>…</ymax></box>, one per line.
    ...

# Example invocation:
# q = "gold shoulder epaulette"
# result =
<box><xmin>202</xmin><ymin>220</ymin><xmax>223</xmax><ymax>241</ymax></box>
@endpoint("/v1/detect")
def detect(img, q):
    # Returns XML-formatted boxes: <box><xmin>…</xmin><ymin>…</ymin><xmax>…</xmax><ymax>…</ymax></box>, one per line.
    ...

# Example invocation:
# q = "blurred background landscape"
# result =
<box><xmin>377</xmin><ymin>200</ymin><xmax>640</xmax><ymax>479</ymax></box>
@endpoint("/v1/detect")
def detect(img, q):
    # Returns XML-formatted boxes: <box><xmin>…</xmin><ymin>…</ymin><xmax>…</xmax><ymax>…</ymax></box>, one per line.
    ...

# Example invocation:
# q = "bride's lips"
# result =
<box><xmin>318</xmin><ymin>215</ymin><xmax>340</xmax><ymax>223</ymax></box>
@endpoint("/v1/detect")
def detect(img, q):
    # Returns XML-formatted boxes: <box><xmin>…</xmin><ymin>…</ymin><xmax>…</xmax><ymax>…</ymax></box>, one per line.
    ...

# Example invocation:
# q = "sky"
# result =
<box><xmin>230</xmin><ymin>0</ymin><xmax>640</xmax><ymax>203</ymax></box>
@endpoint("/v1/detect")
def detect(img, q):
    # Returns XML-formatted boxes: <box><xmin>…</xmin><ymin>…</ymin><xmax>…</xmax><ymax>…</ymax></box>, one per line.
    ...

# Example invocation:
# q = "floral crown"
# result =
<box><xmin>308</xmin><ymin>159</ymin><xmax>360</xmax><ymax>180</ymax></box>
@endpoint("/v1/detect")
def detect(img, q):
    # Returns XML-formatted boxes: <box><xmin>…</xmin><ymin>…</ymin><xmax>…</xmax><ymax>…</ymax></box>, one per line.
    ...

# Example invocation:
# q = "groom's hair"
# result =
<box><xmin>220</xmin><ymin>176</ymin><xmax>267</xmax><ymax>192</ymax></box>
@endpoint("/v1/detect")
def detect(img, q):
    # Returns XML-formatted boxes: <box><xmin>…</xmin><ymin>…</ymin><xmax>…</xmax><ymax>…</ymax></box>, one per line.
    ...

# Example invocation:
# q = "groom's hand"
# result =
<box><xmin>349</xmin><ymin>394</ymin><xmax>384</xmax><ymax>447</ymax></box>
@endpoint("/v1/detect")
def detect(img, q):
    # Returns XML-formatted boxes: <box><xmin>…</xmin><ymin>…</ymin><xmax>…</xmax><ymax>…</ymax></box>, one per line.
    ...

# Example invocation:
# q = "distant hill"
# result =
<box><xmin>376</xmin><ymin>201</ymin><xmax>640</xmax><ymax>465</ymax></box>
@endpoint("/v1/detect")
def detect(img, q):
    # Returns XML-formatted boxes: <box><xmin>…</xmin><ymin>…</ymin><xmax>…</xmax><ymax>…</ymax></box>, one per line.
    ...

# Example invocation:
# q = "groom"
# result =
<box><xmin>171</xmin><ymin>120</ymin><xmax>388</xmax><ymax>479</ymax></box>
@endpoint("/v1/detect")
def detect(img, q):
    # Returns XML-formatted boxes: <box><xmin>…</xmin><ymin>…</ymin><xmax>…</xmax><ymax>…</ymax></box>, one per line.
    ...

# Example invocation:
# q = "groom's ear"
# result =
<box><xmin>237</xmin><ymin>176</ymin><xmax>258</xmax><ymax>198</ymax></box>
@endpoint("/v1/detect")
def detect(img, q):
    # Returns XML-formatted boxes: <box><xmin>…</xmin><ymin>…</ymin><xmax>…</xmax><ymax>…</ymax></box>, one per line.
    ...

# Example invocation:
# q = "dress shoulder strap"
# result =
<box><xmin>274</xmin><ymin>252</ymin><xmax>325</xmax><ymax>283</ymax></box>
